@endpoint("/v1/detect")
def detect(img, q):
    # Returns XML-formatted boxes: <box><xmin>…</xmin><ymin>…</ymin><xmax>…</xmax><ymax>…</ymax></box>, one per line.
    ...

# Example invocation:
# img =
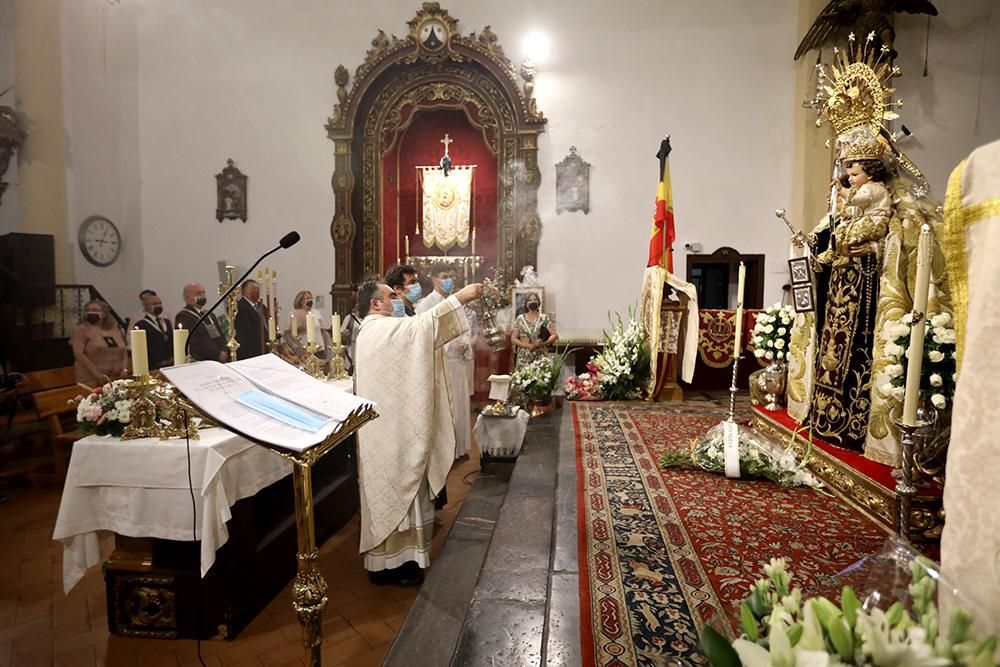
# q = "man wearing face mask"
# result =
<box><xmin>384</xmin><ymin>264</ymin><xmax>422</xmax><ymax>316</ymax></box>
<box><xmin>354</xmin><ymin>278</ymin><xmax>483</xmax><ymax>586</ymax></box>
<box><xmin>175</xmin><ymin>283</ymin><xmax>229</xmax><ymax>363</ymax></box>
<box><xmin>128</xmin><ymin>289</ymin><xmax>173</xmax><ymax>332</ymax></box>
<box><xmin>416</xmin><ymin>264</ymin><xmax>475</xmax><ymax>459</ymax></box>
<box><xmin>132</xmin><ymin>292</ymin><xmax>174</xmax><ymax>369</ymax></box>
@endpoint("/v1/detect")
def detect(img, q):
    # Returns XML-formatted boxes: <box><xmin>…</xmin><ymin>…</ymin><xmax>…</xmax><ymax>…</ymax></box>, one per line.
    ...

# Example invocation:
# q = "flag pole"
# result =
<box><xmin>661</xmin><ymin>135</ymin><xmax>670</xmax><ymax>272</ymax></box>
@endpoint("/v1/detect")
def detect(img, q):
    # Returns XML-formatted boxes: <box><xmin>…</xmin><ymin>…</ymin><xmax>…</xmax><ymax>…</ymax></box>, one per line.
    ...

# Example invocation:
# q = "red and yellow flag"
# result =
<box><xmin>647</xmin><ymin>137</ymin><xmax>675</xmax><ymax>273</ymax></box>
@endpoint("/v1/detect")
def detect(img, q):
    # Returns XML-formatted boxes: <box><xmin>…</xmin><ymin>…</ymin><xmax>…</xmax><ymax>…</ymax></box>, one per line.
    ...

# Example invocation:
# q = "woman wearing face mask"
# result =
<box><xmin>511</xmin><ymin>292</ymin><xmax>559</xmax><ymax>370</ymax></box>
<box><xmin>290</xmin><ymin>290</ymin><xmax>331</xmax><ymax>355</ymax></box>
<box><xmin>70</xmin><ymin>299</ymin><xmax>129</xmax><ymax>385</ymax></box>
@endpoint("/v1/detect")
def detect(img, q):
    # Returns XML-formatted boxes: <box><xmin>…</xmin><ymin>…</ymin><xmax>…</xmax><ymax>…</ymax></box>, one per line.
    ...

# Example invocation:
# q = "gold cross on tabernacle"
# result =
<box><xmin>440</xmin><ymin>133</ymin><xmax>453</xmax><ymax>156</ymax></box>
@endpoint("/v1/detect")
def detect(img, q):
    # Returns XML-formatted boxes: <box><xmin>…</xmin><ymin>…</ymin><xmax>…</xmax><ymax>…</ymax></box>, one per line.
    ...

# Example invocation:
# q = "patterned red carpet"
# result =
<box><xmin>574</xmin><ymin>400</ymin><xmax>889</xmax><ymax>666</ymax></box>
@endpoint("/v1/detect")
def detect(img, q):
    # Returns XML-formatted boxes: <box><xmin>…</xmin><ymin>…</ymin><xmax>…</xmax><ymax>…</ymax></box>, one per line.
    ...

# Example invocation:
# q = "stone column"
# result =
<box><xmin>12</xmin><ymin>0</ymin><xmax>71</xmax><ymax>281</ymax></box>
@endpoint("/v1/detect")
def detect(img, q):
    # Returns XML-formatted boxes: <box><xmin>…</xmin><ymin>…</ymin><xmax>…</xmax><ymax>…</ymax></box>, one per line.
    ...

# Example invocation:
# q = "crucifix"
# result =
<box><xmin>439</xmin><ymin>133</ymin><xmax>453</xmax><ymax>177</ymax></box>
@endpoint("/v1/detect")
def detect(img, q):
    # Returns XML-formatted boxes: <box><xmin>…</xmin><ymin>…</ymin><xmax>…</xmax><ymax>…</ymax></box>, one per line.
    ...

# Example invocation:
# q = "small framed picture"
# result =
<box><xmin>792</xmin><ymin>284</ymin><xmax>815</xmax><ymax>313</ymax></box>
<box><xmin>788</xmin><ymin>256</ymin><xmax>811</xmax><ymax>285</ymax></box>
<box><xmin>216</xmin><ymin>159</ymin><xmax>248</xmax><ymax>223</ymax></box>
<box><xmin>511</xmin><ymin>286</ymin><xmax>545</xmax><ymax>316</ymax></box>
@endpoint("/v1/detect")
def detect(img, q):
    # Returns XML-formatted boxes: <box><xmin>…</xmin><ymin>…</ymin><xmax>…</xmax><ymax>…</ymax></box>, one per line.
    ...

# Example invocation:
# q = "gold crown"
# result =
<box><xmin>816</xmin><ymin>32</ymin><xmax>902</xmax><ymax>137</ymax></box>
<box><xmin>843</xmin><ymin>136</ymin><xmax>888</xmax><ymax>162</ymax></box>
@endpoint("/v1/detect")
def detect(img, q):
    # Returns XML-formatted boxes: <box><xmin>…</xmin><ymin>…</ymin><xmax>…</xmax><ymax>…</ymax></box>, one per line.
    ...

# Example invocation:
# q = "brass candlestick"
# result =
<box><xmin>328</xmin><ymin>343</ymin><xmax>349</xmax><ymax>380</ymax></box>
<box><xmin>220</xmin><ymin>264</ymin><xmax>240</xmax><ymax>362</ymax></box>
<box><xmin>159</xmin><ymin>384</ymin><xmax>201</xmax><ymax>441</ymax></box>
<box><xmin>122</xmin><ymin>375</ymin><xmax>163</xmax><ymax>440</ymax></box>
<box><xmin>303</xmin><ymin>342</ymin><xmax>327</xmax><ymax>380</ymax></box>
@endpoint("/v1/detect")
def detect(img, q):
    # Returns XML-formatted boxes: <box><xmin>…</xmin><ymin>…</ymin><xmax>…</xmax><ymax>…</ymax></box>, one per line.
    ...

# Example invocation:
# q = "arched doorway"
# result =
<box><xmin>324</xmin><ymin>3</ymin><xmax>546</xmax><ymax>315</ymax></box>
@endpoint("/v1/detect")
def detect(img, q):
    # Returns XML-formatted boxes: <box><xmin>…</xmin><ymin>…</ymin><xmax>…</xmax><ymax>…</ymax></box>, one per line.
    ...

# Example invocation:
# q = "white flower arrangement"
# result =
<box><xmin>590</xmin><ymin>309</ymin><xmax>650</xmax><ymax>400</ymax></box>
<box><xmin>74</xmin><ymin>379</ymin><xmax>136</xmax><ymax>437</ymax></box>
<box><xmin>881</xmin><ymin>311</ymin><xmax>957</xmax><ymax>411</ymax></box>
<box><xmin>661</xmin><ymin>423</ymin><xmax>823</xmax><ymax>490</ymax></box>
<box><xmin>752</xmin><ymin>303</ymin><xmax>796</xmax><ymax>363</ymax></box>
<box><xmin>701</xmin><ymin>544</ymin><xmax>999</xmax><ymax>667</ymax></box>
<box><xmin>511</xmin><ymin>357</ymin><xmax>561</xmax><ymax>402</ymax></box>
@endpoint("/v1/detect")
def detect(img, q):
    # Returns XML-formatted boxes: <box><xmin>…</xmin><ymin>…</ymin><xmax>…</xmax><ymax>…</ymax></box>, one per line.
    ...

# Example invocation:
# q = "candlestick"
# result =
<box><xmin>405</xmin><ymin>235</ymin><xmax>410</xmax><ymax>259</ymax></box>
<box><xmin>173</xmin><ymin>324</ymin><xmax>188</xmax><ymax>366</ymax></box>
<box><xmin>268</xmin><ymin>314</ymin><xmax>276</xmax><ymax>342</ymax></box>
<box><xmin>130</xmin><ymin>328</ymin><xmax>149</xmax><ymax>377</ymax></box>
<box><xmin>306</xmin><ymin>312</ymin><xmax>317</xmax><ymax>344</ymax></box>
<box><xmin>902</xmin><ymin>224</ymin><xmax>934</xmax><ymax>426</ymax></box>
<box><xmin>732</xmin><ymin>262</ymin><xmax>746</xmax><ymax>357</ymax></box>
<box><xmin>472</xmin><ymin>228</ymin><xmax>477</xmax><ymax>256</ymax></box>
<box><xmin>291</xmin><ymin>312</ymin><xmax>298</xmax><ymax>339</ymax></box>
<box><xmin>303</xmin><ymin>341</ymin><xmax>328</xmax><ymax>380</ymax></box>
<box><xmin>328</xmin><ymin>343</ymin><xmax>349</xmax><ymax>380</ymax></box>
<box><xmin>331</xmin><ymin>313</ymin><xmax>342</xmax><ymax>345</ymax></box>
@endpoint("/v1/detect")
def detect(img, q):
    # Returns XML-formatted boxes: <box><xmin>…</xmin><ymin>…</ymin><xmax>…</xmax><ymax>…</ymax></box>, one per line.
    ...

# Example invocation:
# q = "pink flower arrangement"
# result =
<box><xmin>565</xmin><ymin>364</ymin><xmax>602</xmax><ymax>401</ymax></box>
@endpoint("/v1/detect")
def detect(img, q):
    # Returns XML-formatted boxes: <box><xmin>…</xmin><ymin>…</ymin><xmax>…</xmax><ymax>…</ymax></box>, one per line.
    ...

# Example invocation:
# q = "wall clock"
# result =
<box><xmin>78</xmin><ymin>215</ymin><xmax>122</xmax><ymax>267</ymax></box>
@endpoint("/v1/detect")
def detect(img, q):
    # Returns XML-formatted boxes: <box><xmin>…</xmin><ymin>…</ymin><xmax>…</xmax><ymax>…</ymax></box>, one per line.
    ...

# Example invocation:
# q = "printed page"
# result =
<box><xmin>229</xmin><ymin>354</ymin><xmax>375</xmax><ymax>421</ymax></box>
<box><xmin>162</xmin><ymin>360</ymin><xmax>373</xmax><ymax>452</ymax></box>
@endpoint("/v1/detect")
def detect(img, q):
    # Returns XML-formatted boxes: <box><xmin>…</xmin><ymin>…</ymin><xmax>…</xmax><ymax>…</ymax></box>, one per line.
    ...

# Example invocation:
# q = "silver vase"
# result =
<box><xmin>761</xmin><ymin>361</ymin><xmax>787</xmax><ymax>411</ymax></box>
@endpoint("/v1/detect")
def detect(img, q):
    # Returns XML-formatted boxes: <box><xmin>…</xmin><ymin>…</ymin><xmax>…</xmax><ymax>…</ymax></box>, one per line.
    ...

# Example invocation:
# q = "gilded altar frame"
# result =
<box><xmin>324</xmin><ymin>3</ymin><xmax>546</xmax><ymax>315</ymax></box>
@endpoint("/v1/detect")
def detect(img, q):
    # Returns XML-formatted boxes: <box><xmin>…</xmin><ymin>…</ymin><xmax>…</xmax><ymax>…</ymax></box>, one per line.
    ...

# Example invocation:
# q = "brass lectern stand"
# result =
<box><xmin>242</xmin><ymin>406</ymin><xmax>378</xmax><ymax>666</ymax></box>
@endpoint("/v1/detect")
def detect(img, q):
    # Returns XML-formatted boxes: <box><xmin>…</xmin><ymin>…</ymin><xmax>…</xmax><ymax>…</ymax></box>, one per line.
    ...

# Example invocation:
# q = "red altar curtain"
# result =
<box><xmin>381</xmin><ymin>108</ymin><xmax>498</xmax><ymax>273</ymax></box>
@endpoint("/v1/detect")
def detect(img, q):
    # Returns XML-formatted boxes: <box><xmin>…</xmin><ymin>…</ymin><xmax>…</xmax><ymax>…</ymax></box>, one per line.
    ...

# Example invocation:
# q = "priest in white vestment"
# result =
<box><xmin>416</xmin><ymin>265</ymin><xmax>474</xmax><ymax>459</ymax></box>
<box><xmin>354</xmin><ymin>279</ymin><xmax>483</xmax><ymax>586</ymax></box>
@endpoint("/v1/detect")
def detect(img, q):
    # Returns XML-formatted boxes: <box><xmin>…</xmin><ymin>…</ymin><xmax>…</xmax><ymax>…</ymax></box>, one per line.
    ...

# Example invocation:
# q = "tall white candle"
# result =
<box><xmin>306</xmin><ymin>312</ymin><xmax>317</xmax><ymax>344</ymax></box>
<box><xmin>130</xmin><ymin>328</ymin><xmax>149</xmax><ymax>377</ymax></box>
<box><xmin>332</xmin><ymin>313</ymin><xmax>342</xmax><ymax>345</ymax></box>
<box><xmin>472</xmin><ymin>227</ymin><xmax>477</xmax><ymax>256</ymax></box>
<box><xmin>173</xmin><ymin>324</ymin><xmax>188</xmax><ymax>366</ymax></box>
<box><xmin>268</xmin><ymin>314</ymin><xmax>276</xmax><ymax>342</ymax></box>
<box><xmin>732</xmin><ymin>262</ymin><xmax>746</xmax><ymax>357</ymax></box>
<box><xmin>290</xmin><ymin>312</ymin><xmax>297</xmax><ymax>339</ymax></box>
<box><xmin>405</xmin><ymin>235</ymin><xmax>410</xmax><ymax>258</ymax></box>
<box><xmin>902</xmin><ymin>225</ymin><xmax>934</xmax><ymax>426</ymax></box>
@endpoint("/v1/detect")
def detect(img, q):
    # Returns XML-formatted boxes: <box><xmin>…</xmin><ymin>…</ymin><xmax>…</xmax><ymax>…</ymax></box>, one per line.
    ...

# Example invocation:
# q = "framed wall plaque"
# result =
<box><xmin>216</xmin><ymin>159</ymin><xmax>247</xmax><ymax>222</ymax></box>
<box><xmin>555</xmin><ymin>146</ymin><xmax>590</xmax><ymax>214</ymax></box>
<box><xmin>792</xmin><ymin>284</ymin><xmax>815</xmax><ymax>312</ymax></box>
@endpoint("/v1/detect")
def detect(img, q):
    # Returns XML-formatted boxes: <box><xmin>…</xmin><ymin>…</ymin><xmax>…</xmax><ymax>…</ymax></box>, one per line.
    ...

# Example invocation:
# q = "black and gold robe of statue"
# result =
<box><xmin>809</xmin><ymin>182</ymin><xmax>892</xmax><ymax>451</ymax></box>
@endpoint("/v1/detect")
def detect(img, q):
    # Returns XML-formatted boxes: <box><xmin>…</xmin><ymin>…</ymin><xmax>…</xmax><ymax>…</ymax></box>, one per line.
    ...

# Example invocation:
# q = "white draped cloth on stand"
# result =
<box><xmin>52</xmin><ymin>429</ymin><xmax>292</xmax><ymax>593</ymax></box>
<box><xmin>421</xmin><ymin>167</ymin><xmax>473</xmax><ymax>252</ymax></box>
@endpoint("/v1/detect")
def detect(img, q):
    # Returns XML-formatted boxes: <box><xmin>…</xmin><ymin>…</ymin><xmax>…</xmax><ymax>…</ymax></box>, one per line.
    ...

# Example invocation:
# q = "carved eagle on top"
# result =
<box><xmin>794</xmin><ymin>0</ymin><xmax>938</xmax><ymax>60</ymax></box>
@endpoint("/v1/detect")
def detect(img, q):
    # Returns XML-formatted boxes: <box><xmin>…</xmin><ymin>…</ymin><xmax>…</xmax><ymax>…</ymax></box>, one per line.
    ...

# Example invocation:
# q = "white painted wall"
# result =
<box><xmin>59</xmin><ymin>0</ymin><xmax>142</xmax><ymax>313</ymax></box>
<box><xmin>894</xmin><ymin>0</ymin><xmax>1000</xmax><ymax>197</ymax></box>
<box><xmin>129</xmin><ymin>0</ymin><xmax>798</xmax><ymax>331</ymax></box>
<box><xmin>0</xmin><ymin>0</ymin><xmax>21</xmax><ymax>236</ymax></box>
<box><xmin>40</xmin><ymin>0</ymin><xmax>1000</xmax><ymax>332</ymax></box>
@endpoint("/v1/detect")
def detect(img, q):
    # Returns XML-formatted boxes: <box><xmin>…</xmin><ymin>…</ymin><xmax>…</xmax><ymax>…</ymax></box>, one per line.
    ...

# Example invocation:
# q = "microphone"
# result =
<box><xmin>184</xmin><ymin>231</ymin><xmax>300</xmax><ymax>357</ymax></box>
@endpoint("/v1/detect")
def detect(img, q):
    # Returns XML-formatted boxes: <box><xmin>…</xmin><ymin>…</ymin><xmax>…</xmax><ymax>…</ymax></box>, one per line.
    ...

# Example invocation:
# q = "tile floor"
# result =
<box><xmin>0</xmin><ymin>447</ymin><xmax>482</xmax><ymax>667</ymax></box>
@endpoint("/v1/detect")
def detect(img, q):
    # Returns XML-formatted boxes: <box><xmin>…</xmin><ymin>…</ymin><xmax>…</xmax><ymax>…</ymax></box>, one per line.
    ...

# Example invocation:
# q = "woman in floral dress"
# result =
<box><xmin>511</xmin><ymin>292</ymin><xmax>559</xmax><ymax>371</ymax></box>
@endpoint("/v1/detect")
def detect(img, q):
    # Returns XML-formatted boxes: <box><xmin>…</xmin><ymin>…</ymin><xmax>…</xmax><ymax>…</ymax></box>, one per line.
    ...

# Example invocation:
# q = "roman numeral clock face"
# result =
<box><xmin>78</xmin><ymin>215</ymin><xmax>122</xmax><ymax>267</ymax></box>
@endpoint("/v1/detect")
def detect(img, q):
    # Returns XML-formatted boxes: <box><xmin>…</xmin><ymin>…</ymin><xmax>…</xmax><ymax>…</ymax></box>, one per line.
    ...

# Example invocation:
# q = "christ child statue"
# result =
<box><xmin>817</xmin><ymin>158</ymin><xmax>892</xmax><ymax>267</ymax></box>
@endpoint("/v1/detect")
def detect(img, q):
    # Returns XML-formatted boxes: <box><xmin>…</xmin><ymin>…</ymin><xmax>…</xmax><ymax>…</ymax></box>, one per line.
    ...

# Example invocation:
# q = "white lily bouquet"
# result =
<box><xmin>881</xmin><ymin>312</ymin><xmax>957</xmax><ymax>411</ymax></box>
<box><xmin>700</xmin><ymin>538</ymin><xmax>998</xmax><ymax>667</ymax></box>
<box><xmin>752</xmin><ymin>303</ymin><xmax>796</xmax><ymax>363</ymax></box>
<box><xmin>660</xmin><ymin>425</ymin><xmax>823</xmax><ymax>489</ymax></box>
<box><xmin>591</xmin><ymin>309</ymin><xmax>650</xmax><ymax>400</ymax></box>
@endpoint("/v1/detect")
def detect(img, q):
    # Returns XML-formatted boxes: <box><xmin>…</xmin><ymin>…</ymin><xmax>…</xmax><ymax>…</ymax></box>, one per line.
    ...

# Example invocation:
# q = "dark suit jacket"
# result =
<box><xmin>134</xmin><ymin>315</ymin><xmax>174</xmax><ymax>369</ymax></box>
<box><xmin>175</xmin><ymin>305</ymin><xmax>228</xmax><ymax>362</ymax></box>
<box><xmin>235</xmin><ymin>297</ymin><xmax>268</xmax><ymax>359</ymax></box>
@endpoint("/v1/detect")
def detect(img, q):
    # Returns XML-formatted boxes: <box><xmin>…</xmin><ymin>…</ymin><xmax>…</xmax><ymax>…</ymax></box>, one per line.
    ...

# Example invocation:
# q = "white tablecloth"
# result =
<box><xmin>52</xmin><ymin>428</ymin><xmax>293</xmax><ymax>594</ymax></box>
<box><xmin>474</xmin><ymin>410</ymin><xmax>529</xmax><ymax>457</ymax></box>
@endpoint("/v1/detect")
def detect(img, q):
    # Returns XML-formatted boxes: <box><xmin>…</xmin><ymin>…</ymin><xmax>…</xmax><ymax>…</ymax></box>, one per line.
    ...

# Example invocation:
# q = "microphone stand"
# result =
<box><xmin>185</xmin><ymin>243</ymin><xmax>288</xmax><ymax>358</ymax></box>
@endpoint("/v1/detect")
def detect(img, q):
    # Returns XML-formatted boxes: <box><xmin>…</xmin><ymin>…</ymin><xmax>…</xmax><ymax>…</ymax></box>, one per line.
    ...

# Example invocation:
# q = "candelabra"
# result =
<box><xmin>122</xmin><ymin>375</ymin><xmax>163</xmax><ymax>440</ymax></box>
<box><xmin>303</xmin><ymin>342</ymin><xmax>328</xmax><ymax>380</ymax></box>
<box><xmin>327</xmin><ymin>343</ymin><xmax>349</xmax><ymax>380</ymax></box>
<box><xmin>220</xmin><ymin>264</ymin><xmax>240</xmax><ymax>362</ymax></box>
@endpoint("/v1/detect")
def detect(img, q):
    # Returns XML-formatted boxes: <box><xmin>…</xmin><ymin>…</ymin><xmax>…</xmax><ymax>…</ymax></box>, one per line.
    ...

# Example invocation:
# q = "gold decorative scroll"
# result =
<box><xmin>420</xmin><ymin>166</ymin><xmax>473</xmax><ymax>252</ymax></box>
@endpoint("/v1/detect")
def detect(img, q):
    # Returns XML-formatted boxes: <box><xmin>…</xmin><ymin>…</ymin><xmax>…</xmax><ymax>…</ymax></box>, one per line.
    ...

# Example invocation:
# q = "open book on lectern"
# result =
<box><xmin>162</xmin><ymin>355</ymin><xmax>375</xmax><ymax>453</ymax></box>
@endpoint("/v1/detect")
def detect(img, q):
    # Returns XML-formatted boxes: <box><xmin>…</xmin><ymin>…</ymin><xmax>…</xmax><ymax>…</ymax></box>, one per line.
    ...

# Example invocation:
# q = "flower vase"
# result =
<box><xmin>761</xmin><ymin>361</ymin><xmax>787</xmax><ymax>411</ymax></box>
<box><xmin>526</xmin><ymin>396</ymin><xmax>554</xmax><ymax>418</ymax></box>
